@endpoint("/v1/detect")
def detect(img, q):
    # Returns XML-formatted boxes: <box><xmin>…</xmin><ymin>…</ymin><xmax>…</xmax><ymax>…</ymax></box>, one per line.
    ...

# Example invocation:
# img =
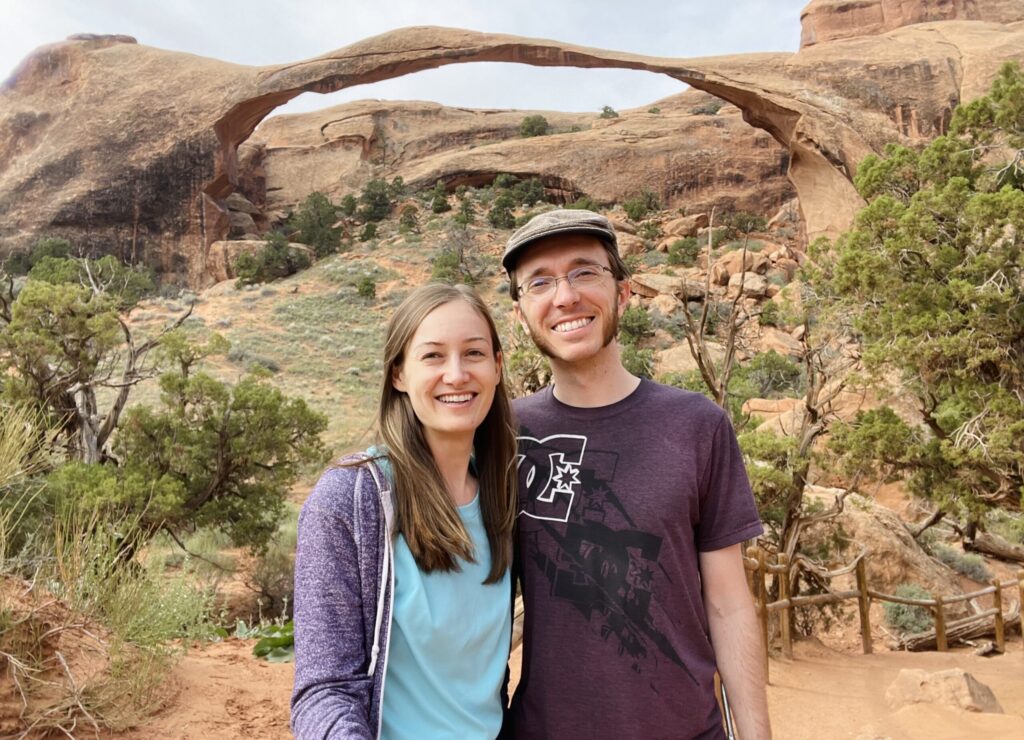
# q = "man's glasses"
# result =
<box><xmin>517</xmin><ymin>265</ymin><xmax>615</xmax><ymax>299</ymax></box>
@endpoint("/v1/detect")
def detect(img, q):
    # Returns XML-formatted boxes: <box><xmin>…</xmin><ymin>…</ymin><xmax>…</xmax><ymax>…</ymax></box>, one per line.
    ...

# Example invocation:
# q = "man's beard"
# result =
<box><xmin>524</xmin><ymin>303</ymin><xmax>619</xmax><ymax>361</ymax></box>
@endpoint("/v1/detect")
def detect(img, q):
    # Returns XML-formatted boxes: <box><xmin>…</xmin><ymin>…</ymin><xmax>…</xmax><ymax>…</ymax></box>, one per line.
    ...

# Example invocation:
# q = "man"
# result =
<box><xmin>503</xmin><ymin>209</ymin><xmax>771</xmax><ymax>739</ymax></box>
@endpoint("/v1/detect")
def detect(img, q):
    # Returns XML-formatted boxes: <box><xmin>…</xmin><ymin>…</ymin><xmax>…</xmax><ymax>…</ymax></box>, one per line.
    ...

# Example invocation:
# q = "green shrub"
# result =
<box><xmin>430</xmin><ymin>182</ymin><xmax>451</xmax><ymax>214</ymax></box>
<box><xmin>359</xmin><ymin>222</ymin><xmax>377</xmax><ymax>241</ymax></box>
<box><xmin>759</xmin><ymin>300</ymin><xmax>781</xmax><ymax>327</ymax></box>
<box><xmin>357</xmin><ymin>275</ymin><xmax>376</xmax><ymax>299</ymax></box>
<box><xmin>691</xmin><ymin>100</ymin><xmax>723</xmax><ymax>115</ymax></box>
<box><xmin>667</xmin><ymin>237</ymin><xmax>700</xmax><ymax>266</ymax></box>
<box><xmin>5</xmin><ymin>237</ymin><xmax>72</xmax><ymax>275</ymax></box>
<box><xmin>339</xmin><ymin>194</ymin><xmax>358</xmax><ymax>217</ymax></box>
<box><xmin>487</xmin><ymin>194</ymin><xmax>516</xmax><ymax>229</ymax></box>
<box><xmin>648</xmin><ymin>106</ymin><xmax>661</xmax><ymax>114</ymax></box>
<box><xmin>620</xmin><ymin>305</ymin><xmax>653</xmax><ymax>344</ymax></box>
<box><xmin>933</xmin><ymin>545</ymin><xmax>992</xmax><ymax>582</ymax></box>
<box><xmin>233</xmin><ymin>233</ymin><xmax>311</xmax><ymax>287</ymax></box>
<box><xmin>565</xmin><ymin>196</ymin><xmax>599</xmax><ymax>211</ymax></box>
<box><xmin>431</xmin><ymin>249</ymin><xmax>473</xmax><ymax>284</ymax></box>
<box><xmin>512</xmin><ymin>178</ymin><xmax>545</xmax><ymax>207</ymax></box>
<box><xmin>387</xmin><ymin>176</ymin><xmax>405</xmax><ymax>200</ymax></box>
<box><xmin>623</xmin><ymin>190</ymin><xmax>660</xmax><ymax>222</ymax></box>
<box><xmin>453</xmin><ymin>197</ymin><xmax>474</xmax><ymax>227</ymax></box>
<box><xmin>638</xmin><ymin>221</ymin><xmax>663</xmax><ymax>241</ymax></box>
<box><xmin>621</xmin><ymin>344</ymin><xmax>654</xmax><ymax>378</ymax></box>
<box><xmin>599</xmin><ymin>105</ymin><xmax>619</xmax><ymax>119</ymax></box>
<box><xmin>520</xmin><ymin>114</ymin><xmax>550</xmax><ymax>137</ymax></box>
<box><xmin>884</xmin><ymin>584</ymin><xmax>934</xmax><ymax>634</ymax></box>
<box><xmin>358</xmin><ymin>178</ymin><xmax>392</xmax><ymax>222</ymax></box>
<box><xmin>399</xmin><ymin>205</ymin><xmax>419</xmax><ymax>233</ymax></box>
<box><xmin>289</xmin><ymin>191</ymin><xmax>340</xmax><ymax>257</ymax></box>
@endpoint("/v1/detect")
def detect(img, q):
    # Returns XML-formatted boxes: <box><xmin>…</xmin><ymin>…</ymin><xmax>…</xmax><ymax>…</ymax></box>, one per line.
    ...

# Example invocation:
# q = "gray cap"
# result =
<box><xmin>502</xmin><ymin>209</ymin><xmax>618</xmax><ymax>272</ymax></box>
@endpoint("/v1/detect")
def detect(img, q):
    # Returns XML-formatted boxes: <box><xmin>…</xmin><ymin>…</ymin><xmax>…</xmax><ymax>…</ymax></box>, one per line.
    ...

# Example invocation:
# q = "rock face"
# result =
<box><xmin>245</xmin><ymin>90</ymin><xmax>793</xmax><ymax>226</ymax></box>
<box><xmin>2</xmin><ymin>10</ymin><xmax>1023</xmax><ymax>286</ymax></box>
<box><xmin>800</xmin><ymin>0</ymin><xmax>1024</xmax><ymax>47</ymax></box>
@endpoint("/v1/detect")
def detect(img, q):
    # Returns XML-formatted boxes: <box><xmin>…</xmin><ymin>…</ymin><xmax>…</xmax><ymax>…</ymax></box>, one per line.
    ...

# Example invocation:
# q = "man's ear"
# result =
<box><xmin>616</xmin><ymin>279</ymin><xmax>631</xmax><ymax>316</ymax></box>
<box><xmin>513</xmin><ymin>302</ymin><xmax>529</xmax><ymax>333</ymax></box>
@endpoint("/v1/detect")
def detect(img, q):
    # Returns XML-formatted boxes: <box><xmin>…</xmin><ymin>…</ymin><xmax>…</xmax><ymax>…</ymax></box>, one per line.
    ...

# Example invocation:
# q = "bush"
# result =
<box><xmin>234</xmin><ymin>233</ymin><xmax>311</xmax><ymax>287</ymax></box>
<box><xmin>667</xmin><ymin>237</ymin><xmax>700</xmax><ymax>266</ymax></box>
<box><xmin>399</xmin><ymin>205</ymin><xmax>418</xmax><ymax>233</ymax></box>
<box><xmin>637</xmin><ymin>221</ymin><xmax>663</xmax><ymax>242</ymax></box>
<box><xmin>5</xmin><ymin>237</ymin><xmax>72</xmax><ymax>275</ymax></box>
<box><xmin>520</xmin><ymin>114</ymin><xmax>550</xmax><ymax>137</ymax></box>
<box><xmin>431</xmin><ymin>249</ymin><xmax>473</xmax><ymax>285</ymax></box>
<box><xmin>599</xmin><ymin>105</ymin><xmax>619</xmax><ymax>119</ymax></box>
<box><xmin>691</xmin><ymin>100</ymin><xmax>723</xmax><ymax>115</ymax></box>
<box><xmin>356</xmin><ymin>275</ymin><xmax>376</xmax><ymax>299</ymax></box>
<box><xmin>359</xmin><ymin>222</ymin><xmax>377</xmax><ymax>241</ymax></box>
<box><xmin>512</xmin><ymin>178</ymin><xmax>545</xmax><ymax>207</ymax></box>
<box><xmin>623</xmin><ymin>190</ymin><xmax>660</xmax><ymax>221</ymax></box>
<box><xmin>621</xmin><ymin>344</ymin><xmax>654</xmax><ymax>378</ymax></box>
<box><xmin>453</xmin><ymin>197</ymin><xmax>474</xmax><ymax>227</ymax></box>
<box><xmin>430</xmin><ymin>182</ymin><xmax>451</xmax><ymax>214</ymax></box>
<box><xmin>620</xmin><ymin>305</ymin><xmax>653</xmax><ymax>344</ymax></box>
<box><xmin>339</xmin><ymin>194</ymin><xmax>358</xmax><ymax>217</ymax></box>
<box><xmin>565</xmin><ymin>196</ymin><xmax>599</xmax><ymax>211</ymax></box>
<box><xmin>487</xmin><ymin>194</ymin><xmax>516</xmax><ymax>229</ymax></box>
<box><xmin>884</xmin><ymin>584</ymin><xmax>933</xmax><ymax>634</ymax></box>
<box><xmin>358</xmin><ymin>178</ymin><xmax>392</xmax><ymax>222</ymax></box>
<box><xmin>648</xmin><ymin>106</ymin><xmax>661</xmax><ymax>114</ymax></box>
<box><xmin>759</xmin><ymin>300</ymin><xmax>781</xmax><ymax>327</ymax></box>
<box><xmin>933</xmin><ymin>545</ymin><xmax>992</xmax><ymax>582</ymax></box>
<box><xmin>289</xmin><ymin>191</ymin><xmax>340</xmax><ymax>257</ymax></box>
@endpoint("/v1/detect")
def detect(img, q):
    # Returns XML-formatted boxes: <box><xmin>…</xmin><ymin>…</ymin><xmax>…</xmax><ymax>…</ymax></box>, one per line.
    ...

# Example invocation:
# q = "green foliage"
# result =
<box><xmin>251</xmin><ymin>620</ymin><xmax>295</xmax><ymax>662</ymax></box>
<box><xmin>96</xmin><ymin>370</ymin><xmax>327</xmax><ymax>552</ymax></box>
<box><xmin>356</xmin><ymin>275</ymin><xmax>377</xmax><ymax>299</ymax></box>
<box><xmin>884</xmin><ymin>584</ymin><xmax>933</xmax><ymax>634</ymax></box>
<box><xmin>932</xmin><ymin>544</ymin><xmax>992</xmax><ymax>582</ymax></box>
<box><xmin>721</xmin><ymin>211</ymin><xmax>767</xmax><ymax>238</ymax></box>
<box><xmin>565</xmin><ymin>195</ymin><xmax>599</xmax><ymax>211</ymax></box>
<box><xmin>399</xmin><ymin>204</ymin><xmax>419</xmax><ymax>233</ymax></box>
<box><xmin>520</xmin><ymin>114</ymin><xmax>550</xmax><ymax>137</ymax></box>
<box><xmin>358</xmin><ymin>178</ymin><xmax>393</xmax><ymax>222</ymax></box>
<box><xmin>621</xmin><ymin>344</ymin><xmax>654</xmax><ymax>379</ymax></box>
<box><xmin>743</xmin><ymin>350</ymin><xmax>804</xmax><ymax>398</ymax></box>
<box><xmin>29</xmin><ymin>253</ymin><xmax>155</xmax><ymax>309</ymax></box>
<box><xmin>453</xmin><ymin>196</ymin><xmax>474</xmax><ymax>227</ymax></box>
<box><xmin>430</xmin><ymin>181</ymin><xmax>451</xmax><ymax>214</ymax></box>
<box><xmin>5</xmin><ymin>237</ymin><xmax>72</xmax><ymax>276</ymax></box>
<box><xmin>815</xmin><ymin>64</ymin><xmax>1024</xmax><ymax>523</ymax></box>
<box><xmin>487</xmin><ymin>194</ymin><xmax>516</xmax><ymax>229</ymax></box>
<box><xmin>667</xmin><ymin>237</ymin><xmax>700</xmax><ymax>266</ymax></box>
<box><xmin>623</xmin><ymin>190</ymin><xmax>660</xmax><ymax>221</ymax></box>
<box><xmin>737</xmin><ymin>430</ymin><xmax>800</xmax><ymax>529</ymax></box>
<box><xmin>339</xmin><ymin>194</ymin><xmax>358</xmax><ymax>217</ymax></box>
<box><xmin>986</xmin><ymin>509</ymin><xmax>1024</xmax><ymax>545</ymax></box>
<box><xmin>359</xmin><ymin>222</ymin><xmax>378</xmax><ymax>241</ymax></box>
<box><xmin>599</xmin><ymin>105</ymin><xmax>619</xmax><ymax>119</ymax></box>
<box><xmin>619</xmin><ymin>305</ymin><xmax>653</xmax><ymax>344</ymax></box>
<box><xmin>648</xmin><ymin>106</ymin><xmax>661</xmax><ymax>114</ymax></box>
<box><xmin>691</xmin><ymin>100</ymin><xmax>723</xmax><ymax>116</ymax></box>
<box><xmin>388</xmin><ymin>176</ymin><xmax>406</xmax><ymax>200</ymax></box>
<box><xmin>234</xmin><ymin>232</ymin><xmax>311</xmax><ymax>287</ymax></box>
<box><xmin>290</xmin><ymin>192</ymin><xmax>341</xmax><ymax>257</ymax></box>
<box><xmin>505</xmin><ymin>323</ymin><xmax>551</xmax><ymax>398</ymax></box>
<box><xmin>759</xmin><ymin>300</ymin><xmax>781</xmax><ymax>327</ymax></box>
<box><xmin>637</xmin><ymin>221</ymin><xmax>663</xmax><ymax>242</ymax></box>
<box><xmin>431</xmin><ymin>249</ymin><xmax>474</xmax><ymax>285</ymax></box>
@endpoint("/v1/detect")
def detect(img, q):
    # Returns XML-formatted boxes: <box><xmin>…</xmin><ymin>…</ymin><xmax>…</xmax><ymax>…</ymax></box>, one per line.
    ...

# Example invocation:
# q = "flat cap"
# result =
<box><xmin>502</xmin><ymin>209</ymin><xmax>618</xmax><ymax>272</ymax></box>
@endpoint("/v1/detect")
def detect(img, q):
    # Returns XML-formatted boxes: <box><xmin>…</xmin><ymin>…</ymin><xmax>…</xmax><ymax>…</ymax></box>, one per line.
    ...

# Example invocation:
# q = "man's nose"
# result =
<box><xmin>552</xmin><ymin>275</ymin><xmax>581</xmax><ymax>307</ymax></box>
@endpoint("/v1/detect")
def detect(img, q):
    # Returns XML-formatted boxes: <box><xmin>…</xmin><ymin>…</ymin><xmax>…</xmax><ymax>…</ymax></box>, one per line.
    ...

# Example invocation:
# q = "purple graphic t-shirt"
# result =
<box><xmin>509</xmin><ymin>380</ymin><xmax>763</xmax><ymax>740</ymax></box>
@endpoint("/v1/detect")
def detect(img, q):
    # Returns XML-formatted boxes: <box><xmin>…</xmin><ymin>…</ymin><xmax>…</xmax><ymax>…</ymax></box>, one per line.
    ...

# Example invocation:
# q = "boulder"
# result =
<box><xmin>228</xmin><ymin>210</ymin><xmax>258</xmax><ymax>238</ymax></box>
<box><xmin>728</xmin><ymin>272</ymin><xmax>768</xmax><ymax>297</ymax></box>
<box><xmin>711</xmin><ymin>251</ymin><xmax>771</xmax><ymax>285</ymax></box>
<box><xmin>773</xmin><ymin>258</ymin><xmax>800</xmax><ymax>282</ymax></box>
<box><xmin>663</xmin><ymin>213</ymin><xmax>708</xmax><ymax>238</ymax></box>
<box><xmin>630</xmin><ymin>273</ymin><xmax>706</xmax><ymax>300</ymax></box>
<box><xmin>617</xmin><ymin>232</ymin><xmax>646</xmax><ymax>258</ymax></box>
<box><xmin>758</xmin><ymin>326</ymin><xmax>804</xmax><ymax>357</ymax></box>
<box><xmin>649</xmin><ymin>293</ymin><xmax>683</xmax><ymax>320</ymax></box>
<box><xmin>885</xmin><ymin>668</ymin><xmax>1003</xmax><ymax>713</ymax></box>
<box><xmin>656</xmin><ymin>341</ymin><xmax>725</xmax><ymax>377</ymax></box>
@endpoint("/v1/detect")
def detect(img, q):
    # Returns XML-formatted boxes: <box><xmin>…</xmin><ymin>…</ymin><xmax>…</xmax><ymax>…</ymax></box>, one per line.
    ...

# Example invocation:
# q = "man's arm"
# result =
<box><xmin>700</xmin><ymin>543</ymin><xmax>772</xmax><ymax>740</ymax></box>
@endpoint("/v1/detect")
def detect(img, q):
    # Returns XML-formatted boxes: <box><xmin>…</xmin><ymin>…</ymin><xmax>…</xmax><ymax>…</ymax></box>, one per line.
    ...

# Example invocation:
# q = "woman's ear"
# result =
<box><xmin>494</xmin><ymin>350</ymin><xmax>504</xmax><ymax>380</ymax></box>
<box><xmin>392</xmin><ymin>366</ymin><xmax>406</xmax><ymax>393</ymax></box>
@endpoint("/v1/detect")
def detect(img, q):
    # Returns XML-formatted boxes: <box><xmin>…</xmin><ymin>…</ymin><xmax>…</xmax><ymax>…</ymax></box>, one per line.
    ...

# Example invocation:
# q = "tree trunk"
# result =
<box><xmin>965</xmin><ymin>531</ymin><xmax>1024</xmax><ymax>564</ymax></box>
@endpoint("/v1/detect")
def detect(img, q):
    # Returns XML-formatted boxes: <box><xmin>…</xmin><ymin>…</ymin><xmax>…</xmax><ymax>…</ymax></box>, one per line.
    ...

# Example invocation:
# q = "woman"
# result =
<box><xmin>291</xmin><ymin>283</ymin><xmax>517</xmax><ymax>740</ymax></box>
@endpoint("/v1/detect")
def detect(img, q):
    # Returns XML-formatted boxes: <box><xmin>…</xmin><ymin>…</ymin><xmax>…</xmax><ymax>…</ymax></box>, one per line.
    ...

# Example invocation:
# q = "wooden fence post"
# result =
<box><xmin>934</xmin><ymin>595</ymin><xmax>947</xmax><ymax>652</ymax></box>
<box><xmin>1019</xmin><ymin>570</ymin><xmax>1024</xmax><ymax>652</ymax></box>
<box><xmin>757</xmin><ymin>548</ymin><xmax>769</xmax><ymax>671</ymax></box>
<box><xmin>993</xmin><ymin>579</ymin><xmax>1005</xmax><ymax>653</ymax></box>
<box><xmin>855</xmin><ymin>558</ymin><xmax>873</xmax><ymax>655</ymax></box>
<box><xmin>778</xmin><ymin>553</ymin><xmax>792</xmax><ymax>659</ymax></box>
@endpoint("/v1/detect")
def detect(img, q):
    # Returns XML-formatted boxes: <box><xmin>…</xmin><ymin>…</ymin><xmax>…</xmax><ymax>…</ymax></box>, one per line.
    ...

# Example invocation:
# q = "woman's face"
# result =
<box><xmin>392</xmin><ymin>299</ymin><xmax>502</xmax><ymax>444</ymax></box>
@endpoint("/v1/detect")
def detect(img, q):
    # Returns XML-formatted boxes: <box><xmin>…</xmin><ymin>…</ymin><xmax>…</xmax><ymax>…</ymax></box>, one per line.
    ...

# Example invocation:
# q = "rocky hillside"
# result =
<box><xmin>1</xmin><ymin>2</ymin><xmax>1020</xmax><ymax>286</ymax></box>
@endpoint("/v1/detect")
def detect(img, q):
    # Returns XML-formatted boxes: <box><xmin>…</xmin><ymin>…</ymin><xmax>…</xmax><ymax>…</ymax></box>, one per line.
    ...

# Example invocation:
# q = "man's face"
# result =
<box><xmin>512</xmin><ymin>233</ymin><xmax>629</xmax><ymax>365</ymax></box>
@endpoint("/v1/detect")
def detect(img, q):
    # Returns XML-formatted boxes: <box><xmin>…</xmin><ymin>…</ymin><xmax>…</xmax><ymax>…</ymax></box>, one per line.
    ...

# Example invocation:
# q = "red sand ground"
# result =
<box><xmin>114</xmin><ymin>636</ymin><xmax>1024</xmax><ymax>739</ymax></box>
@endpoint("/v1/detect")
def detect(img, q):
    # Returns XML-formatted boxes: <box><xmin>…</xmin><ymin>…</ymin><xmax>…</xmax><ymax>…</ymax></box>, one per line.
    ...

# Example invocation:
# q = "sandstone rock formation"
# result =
<box><xmin>885</xmin><ymin>668</ymin><xmax>1004</xmax><ymax>713</ymax></box>
<box><xmin>800</xmin><ymin>0</ymin><xmax>1024</xmax><ymax>47</ymax></box>
<box><xmin>1</xmin><ymin>7</ymin><xmax>1022</xmax><ymax>286</ymax></box>
<box><xmin>244</xmin><ymin>90</ymin><xmax>793</xmax><ymax>226</ymax></box>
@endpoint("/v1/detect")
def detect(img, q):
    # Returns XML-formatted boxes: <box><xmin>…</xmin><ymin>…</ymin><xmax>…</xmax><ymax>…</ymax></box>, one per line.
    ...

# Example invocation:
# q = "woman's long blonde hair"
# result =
<box><xmin>375</xmin><ymin>283</ymin><xmax>516</xmax><ymax>583</ymax></box>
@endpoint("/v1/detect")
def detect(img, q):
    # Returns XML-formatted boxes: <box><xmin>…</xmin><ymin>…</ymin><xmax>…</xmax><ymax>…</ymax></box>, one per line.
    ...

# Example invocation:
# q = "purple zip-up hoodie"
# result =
<box><xmin>291</xmin><ymin>457</ymin><xmax>396</xmax><ymax>739</ymax></box>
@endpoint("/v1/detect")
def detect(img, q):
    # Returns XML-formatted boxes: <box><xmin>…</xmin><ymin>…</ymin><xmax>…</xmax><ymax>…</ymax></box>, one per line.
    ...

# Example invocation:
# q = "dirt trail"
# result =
<box><xmin>115</xmin><ymin>636</ymin><xmax>1024</xmax><ymax>739</ymax></box>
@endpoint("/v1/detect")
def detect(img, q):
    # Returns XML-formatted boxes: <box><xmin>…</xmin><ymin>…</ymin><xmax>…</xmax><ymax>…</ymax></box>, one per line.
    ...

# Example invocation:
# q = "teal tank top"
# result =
<box><xmin>375</xmin><ymin>452</ymin><xmax>511</xmax><ymax>739</ymax></box>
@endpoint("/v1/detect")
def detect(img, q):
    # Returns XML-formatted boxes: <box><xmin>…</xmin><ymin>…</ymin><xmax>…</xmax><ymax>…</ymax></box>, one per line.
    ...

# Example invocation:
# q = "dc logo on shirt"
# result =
<box><xmin>516</xmin><ymin>434</ymin><xmax>587</xmax><ymax>523</ymax></box>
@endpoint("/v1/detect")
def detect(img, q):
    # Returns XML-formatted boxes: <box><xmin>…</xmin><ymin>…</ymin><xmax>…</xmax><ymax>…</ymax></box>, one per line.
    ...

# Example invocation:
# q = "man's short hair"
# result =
<box><xmin>502</xmin><ymin>209</ymin><xmax>630</xmax><ymax>300</ymax></box>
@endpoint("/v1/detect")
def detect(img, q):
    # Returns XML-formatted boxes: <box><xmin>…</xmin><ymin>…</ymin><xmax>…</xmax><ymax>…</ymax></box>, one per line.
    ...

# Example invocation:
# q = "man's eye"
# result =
<box><xmin>527</xmin><ymin>277</ymin><xmax>554</xmax><ymax>291</ymax></box>
<box><xmin>571</xmin><ymin>267</ymin><xmax>601</xmax><ymax>280</ymax></box>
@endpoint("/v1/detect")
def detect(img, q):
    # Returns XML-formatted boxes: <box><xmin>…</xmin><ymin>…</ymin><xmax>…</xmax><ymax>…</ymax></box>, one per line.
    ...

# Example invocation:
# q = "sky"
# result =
<box><xmin>2</xmin><ymin>0</ymin><xmax>809</xmax><ymax>116</ymax></box>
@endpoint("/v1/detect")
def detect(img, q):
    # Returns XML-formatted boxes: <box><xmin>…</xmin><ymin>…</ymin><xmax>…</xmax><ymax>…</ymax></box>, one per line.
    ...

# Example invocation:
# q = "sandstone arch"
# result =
<box><xmin>2</xmin><ymin>18</ymin><xmax>1022</xmax><ymax>285</ymax></box>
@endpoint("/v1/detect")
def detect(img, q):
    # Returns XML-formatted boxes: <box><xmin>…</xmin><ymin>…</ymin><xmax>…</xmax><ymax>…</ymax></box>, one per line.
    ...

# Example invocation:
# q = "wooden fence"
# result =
<box><xmin>744</xmin><ymin>546</ymin><xmax>1024</xmax><ymax>669</ymax></box>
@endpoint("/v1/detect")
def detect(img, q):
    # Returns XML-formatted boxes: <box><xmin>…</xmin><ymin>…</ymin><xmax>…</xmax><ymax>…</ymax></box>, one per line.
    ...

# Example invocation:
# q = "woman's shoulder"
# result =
<box><xmin>302</xmin><ymin>453</ymin><xmax>387</xmax><ymax>520</ymax></box>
